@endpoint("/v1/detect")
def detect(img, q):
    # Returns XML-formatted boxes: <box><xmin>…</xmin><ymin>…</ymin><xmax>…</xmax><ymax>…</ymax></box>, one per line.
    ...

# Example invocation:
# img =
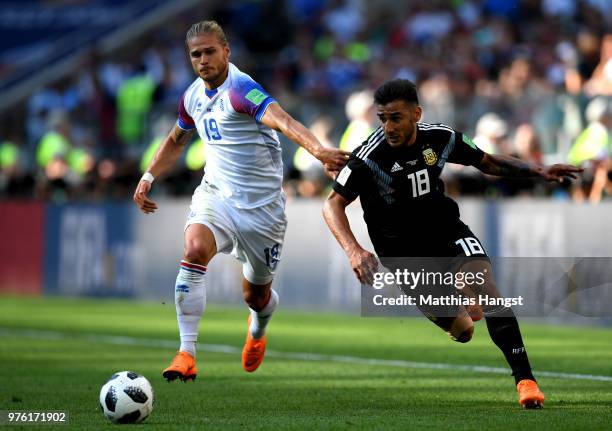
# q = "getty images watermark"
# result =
<box><xmin>361</xmin><ymin>257</ymin><xmax>612</xmax><ymax>318</ymax></box>
<box><xmin>371</xmin><ymin>267</ymin><xmax>523</xmax><ymax>308</ymax></box>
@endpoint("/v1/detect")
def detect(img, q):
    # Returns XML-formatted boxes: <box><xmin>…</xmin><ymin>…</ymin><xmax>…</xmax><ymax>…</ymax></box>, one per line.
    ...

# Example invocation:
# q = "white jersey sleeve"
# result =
<box><xmin>177</xmin><ymin>92</ymin><xmax>196</xmax><ymax>131</ymax></box>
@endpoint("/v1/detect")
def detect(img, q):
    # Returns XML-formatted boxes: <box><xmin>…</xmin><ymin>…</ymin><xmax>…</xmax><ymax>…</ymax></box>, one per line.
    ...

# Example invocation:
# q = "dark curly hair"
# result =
<box><xmin>374</xmin><ymin>79</ymin><xmax>419</xmax><ymax>106</ymax></box>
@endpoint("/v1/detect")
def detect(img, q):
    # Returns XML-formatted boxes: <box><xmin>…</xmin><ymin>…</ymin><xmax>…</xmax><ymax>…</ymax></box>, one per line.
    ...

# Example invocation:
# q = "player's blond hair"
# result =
<box><xmin>185</xmin><ymin>20</ymin><xmax>228</xmax><ymax>46</ymax></box>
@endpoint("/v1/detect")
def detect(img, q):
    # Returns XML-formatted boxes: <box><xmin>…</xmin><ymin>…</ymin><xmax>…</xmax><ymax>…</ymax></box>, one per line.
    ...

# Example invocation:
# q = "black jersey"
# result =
<box><xmin>333</xmin><ymin>123</ymin><xmax>485</xmax><ymax>256</ymax></box>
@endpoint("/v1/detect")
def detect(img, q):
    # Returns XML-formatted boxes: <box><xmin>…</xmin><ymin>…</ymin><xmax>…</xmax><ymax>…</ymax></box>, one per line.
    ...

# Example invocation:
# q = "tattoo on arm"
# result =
<box><xmin>480</xmin><ymin>154</ymin><xmax>541</xmax><ymax>177</ymax></box>
<box><xmin>171</xmin><ymin>124</ymin><xmax>195</xmax><ymax>147</ymax></box>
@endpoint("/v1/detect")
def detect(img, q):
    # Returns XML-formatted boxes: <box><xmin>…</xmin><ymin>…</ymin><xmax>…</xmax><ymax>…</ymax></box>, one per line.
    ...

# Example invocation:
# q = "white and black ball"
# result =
<box><xmin>99</xmin><ymin>371</ymin><xmax>154</xmax><ymax>424</ymax></box>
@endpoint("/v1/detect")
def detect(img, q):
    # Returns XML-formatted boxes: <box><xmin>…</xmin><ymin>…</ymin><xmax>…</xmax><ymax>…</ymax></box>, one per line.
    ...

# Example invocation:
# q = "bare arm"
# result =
<box><xmin>261</xmin><ymin>103</ymin><xmax>349</xmax><ymax>173</ymax></box>
<box><xmin>323</xmin><ymin>191</ymin><xmax>378</xmax><ymax>284</ymax></box>
<box><xmin>133</xmin><ymin>124</ymin><xmax>196</xmax><ymax>214</ymax></box>
<box><xmin>147</xmin><ymin>124</ymin><xmax>195</xmax><ymax>178</ymax></box>
<box><xmin>476</xmin><ymin>153</ymin><xmax>583</xmax><ymax>182</ymax></box>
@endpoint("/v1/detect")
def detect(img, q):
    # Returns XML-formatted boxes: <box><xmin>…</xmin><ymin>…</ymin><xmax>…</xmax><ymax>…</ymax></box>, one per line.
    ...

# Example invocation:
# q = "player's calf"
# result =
<box><xmin>175</xmin><ymin>260</ymin><xmax>207</xmax><ymax>357</ymax></box>
<box><xmin>485</xmin><ymin>306</ymin><xmax>536</xmax><ymax>384</ymax></box>
<box><xmin>243</xmin><ymin>287</ymin><xmax>271</xmax><ymax>312</ymax></box>
<box><xmin>243</xmin><ymin>283</ymin><xmax>278</xmax><ymax>339</ymax></box>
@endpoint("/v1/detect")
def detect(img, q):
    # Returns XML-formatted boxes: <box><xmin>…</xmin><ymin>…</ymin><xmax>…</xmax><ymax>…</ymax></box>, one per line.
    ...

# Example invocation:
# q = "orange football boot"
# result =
<box><xmin>242</xmin><ymin>316</ymin><xmax>267</xmax><ymax>372</ymax></box>
<box><xmin>517</xmin><ymin>379</ymin><xmax>545</xmax><ymax>409</ymax></box>
<box><xmin>162</xmin><ymin>351</ymin><xmax>197</xmax><ymax>382</ymax></box>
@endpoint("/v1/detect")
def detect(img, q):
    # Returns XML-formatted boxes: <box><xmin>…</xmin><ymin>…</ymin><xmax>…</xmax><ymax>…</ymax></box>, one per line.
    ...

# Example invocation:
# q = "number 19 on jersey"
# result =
<box><xmin>204</xmin><ymin>118</ymin><xmax>222</xmax><ymax>141</ymax></box>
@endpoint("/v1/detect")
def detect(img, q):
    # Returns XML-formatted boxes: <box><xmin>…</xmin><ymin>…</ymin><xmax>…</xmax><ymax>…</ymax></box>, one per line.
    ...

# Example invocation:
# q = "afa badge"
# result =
<box><xmin>423</xmin><ymin>148</ymin><xmax>437</xmax><ymax>166</ymax></box>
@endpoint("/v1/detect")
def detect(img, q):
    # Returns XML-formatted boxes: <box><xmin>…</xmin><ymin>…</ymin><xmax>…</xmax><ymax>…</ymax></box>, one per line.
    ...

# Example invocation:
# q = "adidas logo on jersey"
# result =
<box><xmin>391</xmin><ymin>162</ymin><xmax>403</xmax><ymax>172</ymax></box>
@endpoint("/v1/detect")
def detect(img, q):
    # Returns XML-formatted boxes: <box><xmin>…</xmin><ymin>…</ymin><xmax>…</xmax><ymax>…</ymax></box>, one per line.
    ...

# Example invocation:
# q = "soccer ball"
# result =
<box><xmin>99</xmin><ymin>371</ymin><xmax>154</xmax><ymax>424</ymax></box>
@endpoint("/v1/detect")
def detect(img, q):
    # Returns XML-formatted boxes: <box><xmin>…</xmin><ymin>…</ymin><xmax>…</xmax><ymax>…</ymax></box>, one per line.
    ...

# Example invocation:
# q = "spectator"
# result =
<box><xmin>339</xmin><ymin>89</ymin><xmax>375</xmax><ymax>151</ymax></box>
<box><xmin>567</xmin><ymin>97</ymin><xmax>611</xmax><ymax>203</ymax></box>
<box><xmin>584</xmin><ymin>34</ymin><xmax>612</xmax><ymax>96</ymax></box>
<box><xmin>293</xmin><ymin>116</ymin><xmax>335</xmax><ymax>197</ymax></box>
<box><xmin>568</xmin><ymin>97</ymin><xmax>611</xmax><ymax>166</ymax></box>
<box><xmin>36</xmin><ymin>111</ymin><xmax>72</xmax><ymax>171</ymax></box>
<box><xmin>473</xmin><ymin>113</ymin><xmax>509</xmax><ymax>155</ymax></box>
<box><xmin>1</xmin><ymin>1</ymin><xmax>610</xmax><ymax>202</ymax></box>
<box><xmin>116</xmin><ymin>66</ymin><xmax>157</xmax><ymax>155</ymax></box>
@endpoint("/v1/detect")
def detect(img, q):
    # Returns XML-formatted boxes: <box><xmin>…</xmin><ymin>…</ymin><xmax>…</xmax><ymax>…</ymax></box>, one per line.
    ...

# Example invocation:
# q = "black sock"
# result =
<box><xmin>485</xmin><ymin>307</ymin><xmax>535</xmax><ymax>384</ymax></box>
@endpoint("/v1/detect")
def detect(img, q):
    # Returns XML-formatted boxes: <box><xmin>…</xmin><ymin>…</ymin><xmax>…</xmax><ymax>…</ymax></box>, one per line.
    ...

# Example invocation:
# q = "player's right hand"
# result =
<box><xmin>133</xmin><ymin>180</ymin><xmax>158</xmax><ymax>214</ymax></box>
<box><xmin>315</xmin><ymin>147</ymin><xmax>350</xmax><ymax>172</ymax></box>
<box><xmin>348</xmin><ymin>248</ymin><xmax>379</xmax><ymax>286</ymax></box>
<box><xmin>323</xmin><ymin>164</ymin><xmax>339</xmax><ymax>179</ymax></box>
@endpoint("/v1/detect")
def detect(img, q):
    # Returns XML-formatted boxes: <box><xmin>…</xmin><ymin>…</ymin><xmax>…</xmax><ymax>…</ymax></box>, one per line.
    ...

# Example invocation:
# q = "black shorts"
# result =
<box><xmin>374</xmin><ymin>220</ymin><xmax>489</xmax><ymax>258</ymax></box>
<box><xmin>422</xmin><ymin>220</ymin><xmax>489</xmax><ymax>259</ymax></box>
<box><xmin>378</xmin><ymin>221</ymin><xmax>490</xmax><ymax>329</ymax></box>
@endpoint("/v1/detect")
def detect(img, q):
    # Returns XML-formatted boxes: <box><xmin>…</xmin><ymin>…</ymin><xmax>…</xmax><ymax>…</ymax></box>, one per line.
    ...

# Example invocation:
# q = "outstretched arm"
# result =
<box><xmin>133</xmin><ymin>124</ymin><xmax>196</xmax><ymax>214</ymax></box>
<box><xmin>261</xmin><ymin>103</ymin><xmax>349</xmax><ymax>174</ymax></box>
<box><xmin>476</xmin><ymin>153</ymin><xmax>583</xmax><ymax>182</ymax></box>
<box><xmin>323</xmin><ymin>191</ymin><xmax>378</xmax><ymax>285</ymax></box>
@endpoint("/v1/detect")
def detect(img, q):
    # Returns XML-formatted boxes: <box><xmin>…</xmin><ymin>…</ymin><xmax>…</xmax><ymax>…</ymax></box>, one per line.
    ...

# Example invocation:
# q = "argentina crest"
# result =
<box><xmin>422</xmin><ymin>147</ymin><xmax>437</xmax><ymax>165</ymax></box>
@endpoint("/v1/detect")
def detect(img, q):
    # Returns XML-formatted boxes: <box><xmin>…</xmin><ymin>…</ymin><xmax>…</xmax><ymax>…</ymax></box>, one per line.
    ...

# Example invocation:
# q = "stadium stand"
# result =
<box><xmin>0</xmin><ymin>0</ymin><xmax>610</xmax><ymax>202</ymax></box>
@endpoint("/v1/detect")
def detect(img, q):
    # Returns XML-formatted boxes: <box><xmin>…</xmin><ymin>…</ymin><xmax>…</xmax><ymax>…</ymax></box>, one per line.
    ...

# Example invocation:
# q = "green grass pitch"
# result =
<box><xmin>0</xmin><ymin>296</ymin><xmax>611</xmax><ymax>430</ymax></box>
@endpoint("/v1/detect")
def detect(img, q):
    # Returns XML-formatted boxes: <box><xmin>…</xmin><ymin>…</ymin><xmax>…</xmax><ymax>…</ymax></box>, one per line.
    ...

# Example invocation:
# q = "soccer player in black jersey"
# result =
<box><xmin>323</xmin><ymin>79</ymin><xmax>583</xmax><ymax>409</ymax></box>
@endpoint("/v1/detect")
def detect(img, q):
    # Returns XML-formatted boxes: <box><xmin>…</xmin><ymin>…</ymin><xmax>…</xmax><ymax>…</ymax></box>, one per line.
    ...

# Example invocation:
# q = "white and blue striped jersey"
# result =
<box><xmin>178</xmin><ymin>63</ymin><xmax>282</xmax><ymax>209</ymax></box>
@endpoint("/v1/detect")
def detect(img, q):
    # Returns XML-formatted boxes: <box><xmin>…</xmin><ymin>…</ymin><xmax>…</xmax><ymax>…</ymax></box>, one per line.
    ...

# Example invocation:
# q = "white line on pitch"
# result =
<box><xmin>2</xmin><ymin>328</ymin><xmax>612</xmax><ymax>382</ymax></box>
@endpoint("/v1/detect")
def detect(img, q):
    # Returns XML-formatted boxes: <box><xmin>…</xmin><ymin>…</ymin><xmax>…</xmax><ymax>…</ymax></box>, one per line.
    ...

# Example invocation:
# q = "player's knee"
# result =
<box><xmin>453</xmin><ymin>325</ymin><xmax>474</xmax><ymax>343</ymax></box>
<box><xmin>183</xmin><ymin>240</ymin><xmax>211</xmax><ymax>265</ymax></box>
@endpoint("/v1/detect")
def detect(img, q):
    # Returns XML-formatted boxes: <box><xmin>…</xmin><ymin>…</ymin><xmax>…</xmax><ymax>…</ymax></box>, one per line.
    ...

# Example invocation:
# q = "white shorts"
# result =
<box><xmin>185</xmin><ymin>184</ymin><xmax>287</xmax><ymax>285</ymax></box>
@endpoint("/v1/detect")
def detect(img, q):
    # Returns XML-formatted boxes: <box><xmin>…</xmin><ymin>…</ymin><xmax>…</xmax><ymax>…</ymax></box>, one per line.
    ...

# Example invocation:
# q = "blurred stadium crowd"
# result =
<box><xmin>0</xmin><ymin>0</ymin><xmax>610</xmax><ymax>203</ymax></box>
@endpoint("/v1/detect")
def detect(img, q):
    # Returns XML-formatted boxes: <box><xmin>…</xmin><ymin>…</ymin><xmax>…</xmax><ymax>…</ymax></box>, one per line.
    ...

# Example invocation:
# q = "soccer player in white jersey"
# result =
<box><xmin>133</xmin><ymin>20</ymin><xmax>348</xmax><ymax>381</ymax></box>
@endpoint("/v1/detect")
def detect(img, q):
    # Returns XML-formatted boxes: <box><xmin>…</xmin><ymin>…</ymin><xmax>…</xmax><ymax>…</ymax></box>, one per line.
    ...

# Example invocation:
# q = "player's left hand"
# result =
<box><xmin>540</xmin><ymin>164</ymin><xmax>583</xmax><ymax>182</ymax></box>
<box><xmin>315</xmin><ymin>147</ymin><xmax>350</xmax><ymax>172</ymax></box>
